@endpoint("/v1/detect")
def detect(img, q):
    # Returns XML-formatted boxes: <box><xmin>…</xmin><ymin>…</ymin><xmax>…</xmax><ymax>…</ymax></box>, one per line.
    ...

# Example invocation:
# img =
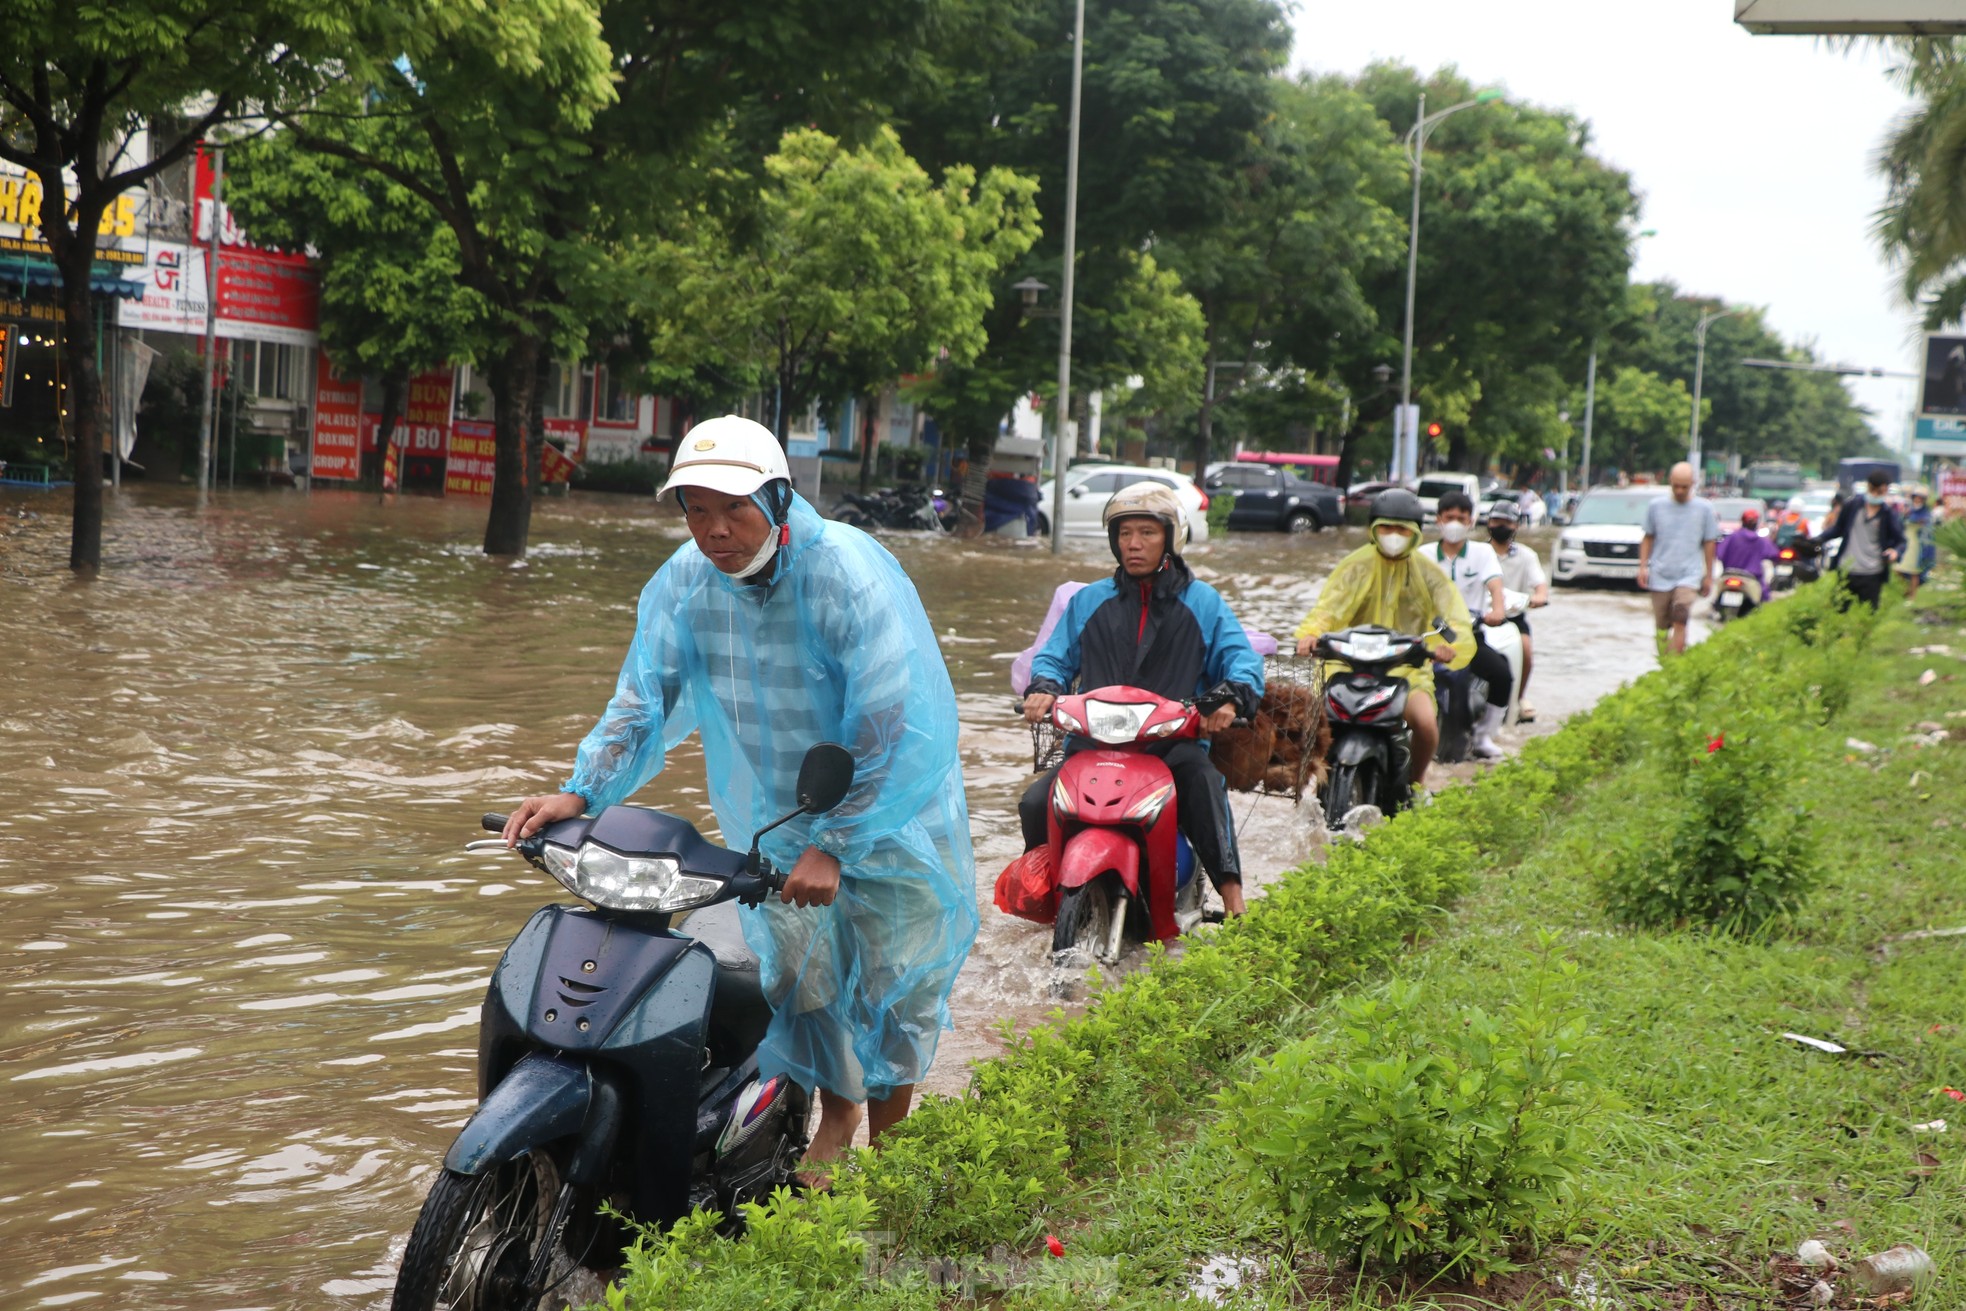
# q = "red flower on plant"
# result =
<box><xmin>1045</xmin><ymin>1235</ymin><xmax>1066</xmax><ymax>1258</ymax></box>
<box><xmin>1944</xmin><ymin>1087</ymin><xmax>1965</xmax><ymax>1103</ymax></box>
<box><xmin>1707</xmin><ymin>733</ymin><xmax>1725</xmax><ymax>754</ymax></box>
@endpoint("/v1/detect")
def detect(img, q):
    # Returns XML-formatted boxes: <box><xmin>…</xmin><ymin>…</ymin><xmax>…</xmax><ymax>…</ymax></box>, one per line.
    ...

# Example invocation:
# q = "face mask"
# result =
<box><xmin>1438</xmin><ymin>521</ymin><xmax>1469</xmax><ymax>545</ymax></box>
<box><xmin>1375</xmin><ymin>529</ymin><xmax>1414</xmax><ymax>559</ymax></box>
<box><xmin>1489</xmin><ymin>525</ymin><xmax>1514</xmax><ymax>544</ymax></box>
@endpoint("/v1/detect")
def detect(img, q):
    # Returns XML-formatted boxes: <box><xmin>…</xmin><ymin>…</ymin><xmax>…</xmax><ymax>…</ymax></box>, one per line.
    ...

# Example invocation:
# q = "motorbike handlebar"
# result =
<box><xmin>482</xmin><ymin>813</ymin><xmax>507</xmax><ymax>833</ymax></box>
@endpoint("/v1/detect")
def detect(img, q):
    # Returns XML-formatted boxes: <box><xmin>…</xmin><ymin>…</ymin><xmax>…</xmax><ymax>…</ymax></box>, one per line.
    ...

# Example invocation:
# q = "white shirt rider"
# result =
<box><xmin>1425</xmin><ymin>527</ymin><xmax>1505</xmax><ymax>625</ymax></box>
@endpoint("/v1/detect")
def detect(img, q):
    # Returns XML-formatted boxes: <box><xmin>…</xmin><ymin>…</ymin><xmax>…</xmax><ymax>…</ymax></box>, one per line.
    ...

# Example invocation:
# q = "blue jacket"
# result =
<box><xmin>1026</xmin><ymin>555</ymin><xmax>1265</xmax><ymax>721</ymax></box>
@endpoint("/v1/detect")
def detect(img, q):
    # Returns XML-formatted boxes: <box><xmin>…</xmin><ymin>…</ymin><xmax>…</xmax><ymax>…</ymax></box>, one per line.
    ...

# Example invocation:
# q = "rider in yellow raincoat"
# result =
<box><xmin>1294</xmin><ymin>487</ymin><xmax>1474</xmax><ymax>787</ymax></box>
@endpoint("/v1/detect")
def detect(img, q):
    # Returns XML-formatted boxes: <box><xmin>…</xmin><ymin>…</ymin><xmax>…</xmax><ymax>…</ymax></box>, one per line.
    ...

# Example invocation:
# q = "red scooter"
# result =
<box><xmin>1038</xmin><ymin>685</ymin><xmax>1211</xmax><ymax>966</ymax></box>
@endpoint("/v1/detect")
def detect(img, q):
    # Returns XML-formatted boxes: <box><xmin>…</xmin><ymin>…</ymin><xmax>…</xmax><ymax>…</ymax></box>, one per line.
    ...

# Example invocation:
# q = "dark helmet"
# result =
<box><xmin>1369</xmin><ymin>487</ymin><xmax>1425</xmax><ymax>529</ymax></box>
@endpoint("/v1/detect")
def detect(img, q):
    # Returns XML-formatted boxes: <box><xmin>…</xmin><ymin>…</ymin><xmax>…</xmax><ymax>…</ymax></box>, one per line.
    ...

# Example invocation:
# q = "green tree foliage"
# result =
<box><xmin>1578</xmin><ymin>365</ymin><xmax>1701</xmax><ymax>477</ymax></box>
<box><xmin>1159</xmin><ymin>73</ymin><xmax>1407</xmax><ymax>472</ymax></box>
<box><xmin>0</xmin><ymin>0</ymin><xmax>395</xmax><ymax>570</ymax></box>
<box><xmin>226</xmin><ymin>125</ymin><xmax>494</xmax><ymax>467</ymax></box>
<box><xmin>896</xmin><ymin>0</ymin><xmax>1289</xmax><ymax>465</ymax></box>
<box><xmin>1601</xmin><ymin>282</ymin><xmax>1881</xmax><ymax>476</ymax></box>
<box><xmin>1350</xmin><ymin>63</ymin><xmax>1640</xmax><ymax>476</ymax></box>
<box><xmin>264</xmin><ymin>0</ymin><xmax>976</xmax><ymax>556</ymax></box>
<box><xmin>1875</xmin><ymin>38</ymin><xmax>1966</xmax><ymax>326</ymax></box>
<box><xmin>628</xmin><ymin>126</ymin><xmax>1041</xmax><ymax>443</ymax></box>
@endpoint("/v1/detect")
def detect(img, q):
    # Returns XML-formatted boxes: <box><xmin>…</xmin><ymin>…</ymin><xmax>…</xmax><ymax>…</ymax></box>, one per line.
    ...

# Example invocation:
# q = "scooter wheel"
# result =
<box><xmin>1052</xmin><ymin>883</ymin><xmax>1114</xmax><ymax>963</ymax></box>
<box><xmin>391</xmin><ymin>1151</ymin><xmax>586</xmax><ymax>1311</ymax></box>
<box><xmin>1322</xmin><ymin>760</ymin><xmax>1380</xmax><ymax>827</ymax></box>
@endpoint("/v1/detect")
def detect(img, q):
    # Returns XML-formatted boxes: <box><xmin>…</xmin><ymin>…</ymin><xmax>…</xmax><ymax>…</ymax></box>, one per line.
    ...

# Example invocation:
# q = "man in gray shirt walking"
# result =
<box><xmin>1637</xmin><ymin>462</ymin><xmax>1719</xmax><ymax>661</ymax></box>
<box><xmin>1815</xmin><ymin>469</ymin><xmax>1904</xmax><ymax>610</ymax></box>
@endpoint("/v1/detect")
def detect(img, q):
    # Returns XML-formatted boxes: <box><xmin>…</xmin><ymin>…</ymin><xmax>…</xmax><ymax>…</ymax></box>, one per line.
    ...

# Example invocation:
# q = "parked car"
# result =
<box><xmin>1709</xmin><ymin>496</ymin><xmax>1768</xmax><ymax>536</ymax></box>
<box><xmin>1477</xmin><ymin>488</ymin><xmax>1549</xmax><ymax>528</ymax></box>
<box><xmin>1345</xmin><ymin>479</ymin><xmax>1399</xmax><ymax>512</ymax></box>
<box><xmin>1034</xmin><ymin>463</ymin><xmax>1211</xmax><ymax>543</ymax></box>
<box><xmin>1414</xmin><ymin>472</ymin><xmax>1483</xmax><ymax>523</ymax></box>
<box><xmin>1552</xmin><ymin>487</ymin><xmax>1661</xmax><ymax>585</ymax></box>
<box><xmin>1203</xmin><ymin>462</ymin><xmax>1343</xmax><ymax>532</ymax></box>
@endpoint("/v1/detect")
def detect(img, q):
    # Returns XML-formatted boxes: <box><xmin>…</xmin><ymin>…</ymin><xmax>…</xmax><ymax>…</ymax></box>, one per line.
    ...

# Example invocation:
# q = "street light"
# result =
<box><xmin>1397</xmin><ymin>87</ymin><xmax>1502</xmax><ymax>483</ymax></box>
<box><xmin>1579</xmin><ymin>228</ymin><xmax>1655</xmax><ymax>491</ymax></box>
<box><xmin>1688</xmin><ymin>306</ymin><xmax>1749</xmax><ymax>473</ymax></box>
<box><xmin>1048</xmin><ymin>0</ymin><xmax>1087</xmax><ymax>556</ymax></box>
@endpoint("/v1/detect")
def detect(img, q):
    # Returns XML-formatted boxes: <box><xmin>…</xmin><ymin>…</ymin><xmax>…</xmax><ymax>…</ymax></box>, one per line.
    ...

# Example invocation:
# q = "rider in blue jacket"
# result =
<box><xmin>1020</xmin><ymin>483</ymin><xmax>1264</xmax><ymax>915</ymax></box>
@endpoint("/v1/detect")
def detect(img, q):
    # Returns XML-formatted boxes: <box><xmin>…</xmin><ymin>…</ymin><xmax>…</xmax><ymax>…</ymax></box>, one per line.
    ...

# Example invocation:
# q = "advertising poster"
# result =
<box><xmin>540</xmin><ymin>440</ymin><xmax>578</xmax><ymax>484</ymax></box>
<box><xmin>1920</xmin><ymin>334</ymin><xmax>1966</xmax><ymax>418</ymax></box>
<box><xmin>544</xmin><ymin>417</ymin><xmax>588</xmax><ymax>462</ymax></box>
<box><xmin>445</xmin><ymin>419</ymin><xmax>496</xmax><ymax>496</ymax></box>
<box><xmin>311</xmin><ymin>354</ymin><xmax>363</xmax><ymax>481</ymax></box>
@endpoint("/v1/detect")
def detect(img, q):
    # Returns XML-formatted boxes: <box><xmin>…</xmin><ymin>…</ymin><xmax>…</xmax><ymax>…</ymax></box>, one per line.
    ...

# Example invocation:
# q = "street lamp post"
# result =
<box><xmin>1047</xmin><ymin>0</ymin><xmax>1087</xmax><ymax>556</ymax></box>
<box><xmin>1688</xmin><ymin>307</ymin><xmax>1748</xmax><ymax>474</ymax></box>
<box><xmin>1397</xmin><ymin>88</ymin><xmax>1501</xmax><ymax>483</ymax></box>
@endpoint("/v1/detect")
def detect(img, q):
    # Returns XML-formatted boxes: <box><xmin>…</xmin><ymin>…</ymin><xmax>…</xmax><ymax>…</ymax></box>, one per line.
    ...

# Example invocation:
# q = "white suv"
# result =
<box><xmin>1551</xmin><ymin>487</ymin><xmax>1661</xmax><ymax>584</ymax></box>
<box><xmin>1034</xmin><ymin>464</ymin><xmax>1211</xmax><ymax>544</ymax></box>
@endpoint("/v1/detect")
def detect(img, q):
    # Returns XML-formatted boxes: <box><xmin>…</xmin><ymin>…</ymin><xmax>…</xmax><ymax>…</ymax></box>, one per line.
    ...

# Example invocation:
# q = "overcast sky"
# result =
<box><xmin>1292</xmin><ymin>0</ymin><xmax>1923</xmax><ymax>445</ymax></box>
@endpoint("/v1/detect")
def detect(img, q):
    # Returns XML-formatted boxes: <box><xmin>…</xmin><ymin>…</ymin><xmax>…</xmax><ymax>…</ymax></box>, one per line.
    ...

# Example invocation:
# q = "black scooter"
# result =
<box><xmin>389</xmin><ymin>744</ymin><xmax>855</xmax><ymax>1311</ymax></box>
<box><xmin>1314</xmin><ymin>625</ymin><xmax>1435</xmax><ymax>826</ymax></box>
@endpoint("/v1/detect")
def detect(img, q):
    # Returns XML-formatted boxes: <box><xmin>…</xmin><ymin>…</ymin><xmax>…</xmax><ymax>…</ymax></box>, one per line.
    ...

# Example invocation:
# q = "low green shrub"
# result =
<box><xmin>1933</xmin><ymin>514</ymin><xmax>1966</xmax><ymax>564</ymax></box>
<box><xmin>574</xmin><ymin>456</ymin><xmax>663</xmax><ymax>496</ymax></box>
<box><xmin>1214</xmin><ymin>943</ymin><xmax>1601</xmax><ymax>1282</ymax></box>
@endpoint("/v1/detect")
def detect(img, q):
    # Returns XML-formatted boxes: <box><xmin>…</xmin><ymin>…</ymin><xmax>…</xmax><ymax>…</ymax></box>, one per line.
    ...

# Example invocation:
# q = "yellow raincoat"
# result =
<box><xmin>1292</xmin><ymin>543</ymin><xmax>1476</xmax><ymax>693</ymax></box>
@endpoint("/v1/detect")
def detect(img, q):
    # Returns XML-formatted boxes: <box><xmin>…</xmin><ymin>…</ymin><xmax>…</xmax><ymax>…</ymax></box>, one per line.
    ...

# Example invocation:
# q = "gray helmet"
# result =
<box><xmin>1369</xmin><ymin>487</ymin><xmax>1425</xmax><ymax>529</ymax></box>
<box><xmin>1486</xmin><ymin>498</ymin><xmax>1522</xmax><ymax>524</ymax></box>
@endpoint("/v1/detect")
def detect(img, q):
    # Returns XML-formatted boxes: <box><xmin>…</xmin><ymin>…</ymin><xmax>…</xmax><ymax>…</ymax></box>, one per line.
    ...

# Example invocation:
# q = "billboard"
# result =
<box><xmin>445</xmin><ymin>419</ymin><xmax>496</xmax><ymax>496</ymax></box>
<box><xmin>311</xmin><ymin>354</ymin><xmax>363</xmax><ymax>480</ymax></box>
<box><xmin>1737</xmin><ymin>0</ymin><xmax>1966</xmax><ymax>31</ymax></box>
<box><xmin>118</xmin><ymin>241</ymin><xmax>320</xmax><ymax>348</ymax></box>
<box><xmin>1919</xmin><ymin>333</ymin><xmax>1966</xmax><ymax>417</ymax></box>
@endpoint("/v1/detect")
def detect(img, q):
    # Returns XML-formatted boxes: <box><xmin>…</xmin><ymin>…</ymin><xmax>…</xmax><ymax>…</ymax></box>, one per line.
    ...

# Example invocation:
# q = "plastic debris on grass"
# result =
<box><xmin>1187</xmin><ymin>1254</ymin><xmax>1262</xmax><ymax>1306</ymax></box>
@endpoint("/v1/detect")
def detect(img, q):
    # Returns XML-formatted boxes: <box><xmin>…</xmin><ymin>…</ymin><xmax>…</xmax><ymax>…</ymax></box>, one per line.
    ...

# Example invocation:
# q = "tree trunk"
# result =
<box><xmin>483</xmin><ymin>331</ymin><xmax>541</xmax><ymax>556</ymax></box>
<box><xmin>372</xmin><ymin>368</ymin><xmax>406</xmax><ymax>486</ymax></box>
<box><xmin>858</xmin><ymin>395</ymin><xmax>878</xmax><ymax>493</ymax></box>
<box><xmin>59</xmin><ymin>246</ymin><xmax>105</xmax><ymax>572</ymax></box>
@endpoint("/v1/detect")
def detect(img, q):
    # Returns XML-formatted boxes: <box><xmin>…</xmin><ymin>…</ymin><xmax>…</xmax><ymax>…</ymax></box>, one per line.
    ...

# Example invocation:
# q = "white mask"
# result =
<box><xmin>1375</xmin><ymin>529</ymin><xmax>1414</xmax><ymax>559</ymax></box>
<box><xmin>1438</xmin><ymin>521</ymin><xmax>1469</xmax><ymax>545</ymax></box>
<box><xmin>731</xmin><ymin>525</ymin><xmax>783</xmax><ymax>579</ymax></box>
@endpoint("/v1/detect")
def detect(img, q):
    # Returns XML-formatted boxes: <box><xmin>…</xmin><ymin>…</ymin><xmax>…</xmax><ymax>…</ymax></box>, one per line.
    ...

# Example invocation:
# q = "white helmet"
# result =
<box><xmin>1102</xmin><ymin>480</ymin><xmax>1190</xmax><ymax>556</ymax></box>
<box><xmin>658</xmin><ymin>415</ymin><xmax>790</xmax><ymax>501</ymax></box>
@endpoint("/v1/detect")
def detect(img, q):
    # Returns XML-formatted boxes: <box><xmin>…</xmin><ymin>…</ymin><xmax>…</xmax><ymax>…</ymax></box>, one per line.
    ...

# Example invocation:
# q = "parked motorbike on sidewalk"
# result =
<box><xmin>1314</xmin><ymin>626</ymin><xmax>1435</xmax><ymax>826</ymax></box>
<box><xmin>1770</xmin><ymin>539</ymin><xmax>1821</xmax><ymax>593</ymax></box>
<box><xmin>829</xmin><ymin>485</ymin><xmax>949</xmax><ymax>533</ymax></box>
<box><xmin>1433</xmin><ymin>590</ymin><xmax>1527</xmax><ymax>765</ymax></box>
<box><xmin>388</xmin><ymin>744</ymin><xmax>855</xmax><ymax>1311</ymax></box>
<box><xmin>1015</xmin><ymin>686</ymin><xmax>1230</xmax><ymax>967</ymax></box>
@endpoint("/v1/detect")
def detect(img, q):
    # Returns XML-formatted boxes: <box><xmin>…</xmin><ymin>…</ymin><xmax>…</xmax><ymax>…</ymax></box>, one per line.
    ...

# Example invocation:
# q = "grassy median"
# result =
<box><xmin>605</xmin><ymin>573</ymin><xmax>1966</xmax><ymax>1310</ymax></box>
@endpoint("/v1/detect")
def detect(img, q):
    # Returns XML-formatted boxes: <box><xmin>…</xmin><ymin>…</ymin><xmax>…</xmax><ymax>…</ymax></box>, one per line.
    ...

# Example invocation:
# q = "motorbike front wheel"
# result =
<box><xmin>1052</xmin><ymin>881</ymin><xmax>1116</xmax><ymax>964</ymax></box>
<box><xmin>392</xmin><ymin>1151</ymin><xmax>588</xmax><ymax>1311</ymax></box>
<box><xmin>1322</xmin><ymin>759</ymin><xmax>1381</xmax><ymax>827</ymax></box>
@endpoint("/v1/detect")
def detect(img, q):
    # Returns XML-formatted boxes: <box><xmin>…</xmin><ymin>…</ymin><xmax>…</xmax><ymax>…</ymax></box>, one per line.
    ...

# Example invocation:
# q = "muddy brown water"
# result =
<box><xmin>0</xmin><ymin>486</ymin><xmax>1668</xmax><ymax>1307</ymax></box>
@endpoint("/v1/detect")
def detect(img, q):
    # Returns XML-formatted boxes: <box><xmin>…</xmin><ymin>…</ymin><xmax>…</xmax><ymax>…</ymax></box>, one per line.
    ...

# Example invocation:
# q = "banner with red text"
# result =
<box><xmin>310</xmin><ymin>353</ymin><xmax>363</xmax><ymax>480</ymax></box>
<box><xmin>445</xmin><ymin>420</ymin><xmax>496</xmax><ymax>496</ymax></box>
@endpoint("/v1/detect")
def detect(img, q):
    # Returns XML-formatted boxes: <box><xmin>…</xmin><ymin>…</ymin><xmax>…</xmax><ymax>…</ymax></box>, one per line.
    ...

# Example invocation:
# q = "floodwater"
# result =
<box><xmin>0</xmin><ymin>486</ymin><xmax>1666</xmax><ymax>1307</ymax></box>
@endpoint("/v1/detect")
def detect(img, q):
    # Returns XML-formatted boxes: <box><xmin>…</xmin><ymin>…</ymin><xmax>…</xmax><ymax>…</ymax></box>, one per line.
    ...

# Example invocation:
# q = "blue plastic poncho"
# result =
<box><xmin>564</xmin><ymin>494</ymin><xmax>976</xmax><ymax>1101</ymax></box>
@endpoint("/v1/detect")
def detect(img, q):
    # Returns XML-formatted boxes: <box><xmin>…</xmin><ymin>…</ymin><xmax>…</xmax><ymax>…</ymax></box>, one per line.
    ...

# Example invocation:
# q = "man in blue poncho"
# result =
<box><xmin>502</xmin><ymin>415</ymin><xmax>976</xmax><ymax>1181</ymax></box>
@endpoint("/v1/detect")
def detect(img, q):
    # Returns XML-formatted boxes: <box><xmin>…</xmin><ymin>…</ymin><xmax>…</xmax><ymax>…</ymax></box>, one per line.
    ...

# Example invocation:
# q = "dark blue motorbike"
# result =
<box><xmin>389</xmin><ymin>745</ymin><xmax>855</xmax><ymax>1311</ymax></box>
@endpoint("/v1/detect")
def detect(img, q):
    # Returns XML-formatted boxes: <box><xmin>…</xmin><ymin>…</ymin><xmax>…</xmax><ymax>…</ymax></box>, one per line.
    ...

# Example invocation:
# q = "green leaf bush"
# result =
<box><xmin>1215</xmin><ymin>945</ymin><xmax>1600</xmax><ymax>1281</ymax></box>
<box><xmin>1934</xmin><ymin>514</ymin><xmax>1966</xmax><ymax>564</ymax></box>
<box><xmin>605</xmin><ymin>572</ymin><xmax>1877</xmax><ymax>1307</ymax></box>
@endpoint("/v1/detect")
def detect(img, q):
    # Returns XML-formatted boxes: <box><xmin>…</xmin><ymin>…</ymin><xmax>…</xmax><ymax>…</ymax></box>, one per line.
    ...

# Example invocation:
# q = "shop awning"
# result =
<box><xmin>1</xmin><ymin>256</ymin><xmax>146</xmax><ymax>300</ymax></box>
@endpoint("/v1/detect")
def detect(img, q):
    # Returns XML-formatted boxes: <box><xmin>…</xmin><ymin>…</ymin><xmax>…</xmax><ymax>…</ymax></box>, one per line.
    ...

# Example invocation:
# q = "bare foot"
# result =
<box><xmin>798</xmin><ymin>1088</ymin><xmax>863</xmax><ymax>1189</ymax></box>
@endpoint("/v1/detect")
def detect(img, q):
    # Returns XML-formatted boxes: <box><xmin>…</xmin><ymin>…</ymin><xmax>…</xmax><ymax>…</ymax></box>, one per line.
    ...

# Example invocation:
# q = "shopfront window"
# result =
<box><xmin>594</xmin><ymin>364</ymin><xmax>634</xmax><ymax>423</ymax></box>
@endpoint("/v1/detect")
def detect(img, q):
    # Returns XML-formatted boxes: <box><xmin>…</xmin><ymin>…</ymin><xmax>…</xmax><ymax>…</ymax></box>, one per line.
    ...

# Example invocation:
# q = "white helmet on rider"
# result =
<box><xmin>1102</xmin><ymin>481</ymin><xmax>1190</xmax><ymax>560</ymax></box>
<box><xmin>658</xmin><ymin>415</ymin><xmax>791</xmax><ymax>501</ymax></box>
<box><xmin>660</xmin><ymin>415</ymin><xmax>795</xmax><ymax>580</ymax></box>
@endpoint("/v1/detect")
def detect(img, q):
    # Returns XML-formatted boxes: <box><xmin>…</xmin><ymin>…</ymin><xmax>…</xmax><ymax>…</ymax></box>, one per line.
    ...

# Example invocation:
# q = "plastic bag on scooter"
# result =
<box><xmin>993</xmin><ymin>846</ymin><xmax>1058</xmax><ymax>924</ymax></box>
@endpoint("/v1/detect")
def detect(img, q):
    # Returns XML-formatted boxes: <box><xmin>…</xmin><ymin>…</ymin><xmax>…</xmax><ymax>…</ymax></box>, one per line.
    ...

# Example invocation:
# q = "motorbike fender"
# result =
<box><xmin>1057</xmin><ymin>827</ymin><xmax>1139</xmax><ymax>896</ymax></box>
<box><xmin>1332</xmin><ymin>732</ymin><xmax>1390</xmax><ymax>769</ymax></box>
<box><xmin>444</xmin><ymin>1051</ymin><xmax>592</xmax><ymax>1176</ymax></box>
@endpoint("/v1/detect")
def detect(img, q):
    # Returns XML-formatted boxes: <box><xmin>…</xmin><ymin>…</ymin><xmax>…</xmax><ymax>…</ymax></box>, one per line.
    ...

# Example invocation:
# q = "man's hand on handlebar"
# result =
<box><xmin>1430</xmin><ymin>643</ymin><xmax>1457</xmax><ymax>664</ymax></box>
<box><xmin>1022</xmin><ymin>692</ymin><xmax>1056</xmax><ymax>725</ymax></box>
<box><xmin>780</xmin><ymin>846</ymin><xmax>841</xmax><ymax>908</ymax></box>
<box><xmin>502</xmin><ymin>791</ymin><xmax>586</xmax><ymax>846</ymax></box>
<box><xmin>1483</xmin><ymin>607</ymin><xmax>1508</xmax><ymax>628</ymax></box>
<box><xmin>1295</xmin><ymin>635</ymin><xmax>1316</xmax><ymax>657</ymax></box>
<box><xmin>1201</xmin><ymin>703</ymin><xmax>1238</xmax><ymax>735</ymax></box>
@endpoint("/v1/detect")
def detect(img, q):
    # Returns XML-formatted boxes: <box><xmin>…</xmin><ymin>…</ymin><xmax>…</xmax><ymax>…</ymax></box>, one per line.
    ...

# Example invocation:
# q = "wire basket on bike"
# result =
<box><xmin>1208</xmin><ymin>655</ymin><xmax>1328</xmax><ymax>800</ymax></box>
<box><xmin>1030</xmin><ymin>716</ymin><xmax>1066</xmax><ymax>774</ymax></box>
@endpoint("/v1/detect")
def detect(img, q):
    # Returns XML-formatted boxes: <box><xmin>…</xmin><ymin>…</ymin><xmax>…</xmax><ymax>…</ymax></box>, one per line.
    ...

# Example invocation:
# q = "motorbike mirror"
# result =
<box><xmin>796</xmin><ymin>743</ymin><xmax>855</xmax><ymax>815</ymax></box>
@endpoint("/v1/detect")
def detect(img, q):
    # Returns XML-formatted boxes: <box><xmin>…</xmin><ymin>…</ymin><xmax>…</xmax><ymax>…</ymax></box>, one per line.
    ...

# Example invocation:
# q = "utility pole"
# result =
<box><xmin>196</xmin><ymin>146</ymin><xmax>225</xmax><ymax>493</ymax></box>
<box><xmin>1579</xmin><ymin>342</ymin><xmax>1597</xmax><ymax>490</ymax></box>
<box><xmin>1047</xmin><ymin>0</ymin><xmax>1086</xmax><ymax>555</ymax></box>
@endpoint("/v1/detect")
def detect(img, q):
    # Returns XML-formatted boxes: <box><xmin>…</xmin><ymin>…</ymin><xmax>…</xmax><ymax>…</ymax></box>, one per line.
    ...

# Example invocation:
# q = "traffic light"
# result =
<box><xmin>1425</xmin><ymin>421</ymin><xmax>1442</xmax><ymax>440</ymax></box>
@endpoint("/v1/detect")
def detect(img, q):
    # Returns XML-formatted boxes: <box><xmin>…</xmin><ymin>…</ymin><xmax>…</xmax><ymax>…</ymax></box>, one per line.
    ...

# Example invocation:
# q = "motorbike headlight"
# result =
<box><xmin>554</xmin><ymin>843</ymin><xmax>721</xmax><ymax>913</ymax></box>
<box><xmin>1053</xmin><ymin>705</ymin><xmax>1086</xmax><ymax>735</ymax></box>
<box><xmin>1084</xmin><ymin>699</ymin><xmax>1155</xmax><ymax>745</ymax></box>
